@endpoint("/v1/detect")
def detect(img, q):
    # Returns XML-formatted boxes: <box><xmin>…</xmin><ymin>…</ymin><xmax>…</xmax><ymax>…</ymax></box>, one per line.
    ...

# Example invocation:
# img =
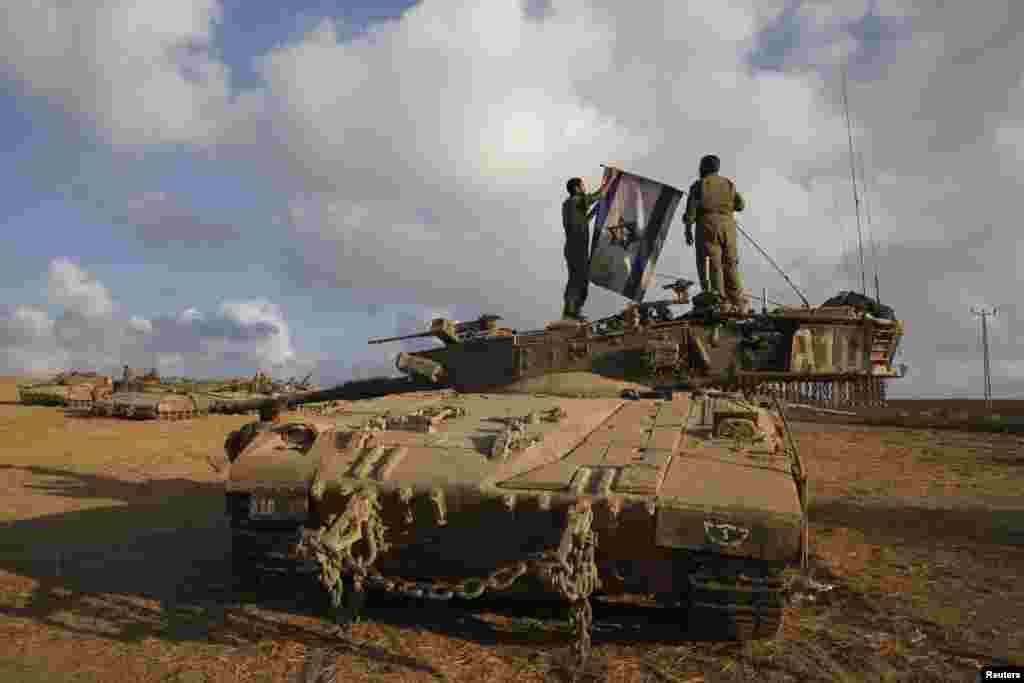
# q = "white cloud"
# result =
<box><xmin>0</xmin><ymin>260</ymin><xmax>308</xmax><ymax>379</ymax></box>
<box><xmin>0</xmin><ymin>0</ymin><xmax>230</xmax><ymax>145</ymax></box>
<box><xmin>249</xmin><ymin>1</ymin><xmax>856</xmax><ymax>326</ymax></box>
<box><xmin>128</xmin><ymin>316</ymin><xmax>154</xmax><ymax>335</ymax></box>
<box><xmin>48</xmin><ymin>258</ymin><xmax>115</xmax><ymax>318</ymax></box>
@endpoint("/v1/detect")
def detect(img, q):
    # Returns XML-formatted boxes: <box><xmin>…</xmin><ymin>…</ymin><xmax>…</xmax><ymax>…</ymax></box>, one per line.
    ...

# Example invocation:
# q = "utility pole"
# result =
<box><xmin>970</xmin><ymin>305</ymin><xmax>998</xmax><ymax>410</ymax></box>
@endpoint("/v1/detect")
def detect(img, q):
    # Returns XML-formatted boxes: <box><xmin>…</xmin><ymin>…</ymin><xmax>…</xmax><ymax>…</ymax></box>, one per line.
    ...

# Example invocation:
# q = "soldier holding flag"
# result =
<box><xmin>561</xmin><ymin>168</ymin><xmax>619</xmax><ymax>320</ymax></box>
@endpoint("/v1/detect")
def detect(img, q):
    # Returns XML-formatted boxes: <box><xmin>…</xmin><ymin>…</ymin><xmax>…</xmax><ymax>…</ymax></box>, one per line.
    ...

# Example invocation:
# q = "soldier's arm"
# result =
<box><xmin>734</xmin><ymin>189</ymin><xmax>745</xmax><ymax>212</ymax></box>
<box><xmin>585</xmin><ymin>168</ymin><xmax>619</xmax><ymax>206</ymax></box>
<box><xmin>683</xmin><ymin>181</ymin><xmax>701</xmax><ymax>225</ymax></box>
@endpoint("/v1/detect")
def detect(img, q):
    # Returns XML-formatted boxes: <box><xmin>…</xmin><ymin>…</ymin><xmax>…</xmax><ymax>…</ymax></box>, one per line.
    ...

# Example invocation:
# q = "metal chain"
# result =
<box><xmin>298</xmin><ymin>488</ymin><xmax>389</xmax><ymax>611</ymax></box>
<box><xmin>300</xmin><ymin>494</ymin><xmax>599</xmax><ymax>665</ymax></box>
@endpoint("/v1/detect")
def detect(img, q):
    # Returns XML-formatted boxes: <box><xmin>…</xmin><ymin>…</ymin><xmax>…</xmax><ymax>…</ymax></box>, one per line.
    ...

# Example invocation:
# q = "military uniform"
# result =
<box><xmin>683</xmin><ymin>173</ymin><xmax>746</xmax><ymax>309</ymax></box>
<box><xmin>561</xmin><ymin>189</ymin><xmax>604</xmax><ymax>319</ymax></box>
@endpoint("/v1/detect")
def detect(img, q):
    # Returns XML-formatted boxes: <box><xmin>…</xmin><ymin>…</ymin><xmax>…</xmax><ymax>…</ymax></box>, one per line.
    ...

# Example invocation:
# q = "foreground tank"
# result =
<box><xmin>17</xmin><ymin>372</ymin><xmax>113</xmax><ymax>408</ymax></box>
<box><xmin>221</xmin><ymin>370</ymin><xmax>808</xmax><ymax>654</ymax></box>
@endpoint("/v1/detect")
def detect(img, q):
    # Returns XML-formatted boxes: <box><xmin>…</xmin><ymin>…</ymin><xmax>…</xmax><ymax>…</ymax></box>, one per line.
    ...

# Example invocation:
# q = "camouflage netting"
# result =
<box><xmin>822</xmin><ymin>291</ymin><xmax>895</xmax><ymax>320</ymax></box>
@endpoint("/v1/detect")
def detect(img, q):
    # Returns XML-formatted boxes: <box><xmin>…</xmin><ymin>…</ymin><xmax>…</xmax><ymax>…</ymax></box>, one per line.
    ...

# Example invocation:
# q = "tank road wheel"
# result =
<box><xmin>685</xmin><ymin>562</ymin><xmax>786</xmax><ymax>640</ymax></box>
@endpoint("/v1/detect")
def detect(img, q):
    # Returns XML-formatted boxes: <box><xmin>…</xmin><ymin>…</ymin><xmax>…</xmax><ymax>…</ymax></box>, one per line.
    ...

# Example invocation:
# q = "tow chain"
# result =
<box><xmin>299</xmin><ymin>488</ymin><xmax>389</xmax><ymax>614</ymax></box>
<box><xmin>299</xmin><ymin>494</ymin><xmax>600</xmax><ymax>666</ymax></box>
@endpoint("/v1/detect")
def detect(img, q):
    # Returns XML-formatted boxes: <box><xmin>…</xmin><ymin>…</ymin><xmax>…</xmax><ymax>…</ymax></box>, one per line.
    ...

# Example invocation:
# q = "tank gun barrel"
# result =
<box><xmin>209</xmin><ymin>376</ymin><xmax>445</xmax><ymax>417</ymax></box>
<box><xmin>367</xmin><ymin>331</ymin><xmax>435</xmax><ymax>345</ymax></box>
<box><xmin>367</xmin><ymin>314</ymin><xmax>504</xmax><ymax>346</ymax></box>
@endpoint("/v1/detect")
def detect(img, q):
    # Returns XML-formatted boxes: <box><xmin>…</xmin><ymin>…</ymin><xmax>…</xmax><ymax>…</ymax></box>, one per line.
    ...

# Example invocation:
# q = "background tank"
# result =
<box><xmin>92</xmin><ymin>367</ymin><xmax>319</xmax><ymax>420</ymax></box>
<box><xmin>93</xmin><ymin>366</ymin><xmax>212</xmax><ymax>419</ymax></box>
<box><xmin>220</xmin><ymin>373</ymin><xmax>808</xmax><ymax>654</ymax></box>
<box><xmin>207</xmin><ymin>371</ymin><xmax>318</xmax><ymax>401</ymax></box>
<box><xmin>92</xmin><ymin>389</ymin><xmax>214</xmax><ymax>420</ymax></box>
<box><xmin>17</xmin><ymin>371</ymin><xmax>113</xmax><ymax>408</ymax></box>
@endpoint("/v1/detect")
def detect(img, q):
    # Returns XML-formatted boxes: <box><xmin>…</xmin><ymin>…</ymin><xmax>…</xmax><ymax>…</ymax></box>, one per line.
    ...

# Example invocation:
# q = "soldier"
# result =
<box><xmin>561</xmin><ymin>169</ymin><xmax>619</xmax><ymax>320</ymax></box>
<box><xmin>682</xmin><ymin>155</ymin><xmax>747</xmax><ymax>312</ymax></box>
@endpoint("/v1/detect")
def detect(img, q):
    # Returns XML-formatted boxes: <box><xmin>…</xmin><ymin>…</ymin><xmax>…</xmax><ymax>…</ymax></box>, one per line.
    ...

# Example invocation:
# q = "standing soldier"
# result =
<box><xmin>682</xmin><ymin>155</ymin><xmax>747</xmax><ymax>312</ymax></box>
<box><xmin>561</xmin><ymin>169</ymin><xmax>618</xmax><ymax>320</ymax></box>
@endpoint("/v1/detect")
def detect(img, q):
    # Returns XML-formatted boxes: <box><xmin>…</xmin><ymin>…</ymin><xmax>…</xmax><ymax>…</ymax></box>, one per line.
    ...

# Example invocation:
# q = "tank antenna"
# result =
<box><xmin>857</xmin><ymin>148</ymin><xmax>883</xmax><ymax>304</ymax></box>
<box><xmin>735</xmin><ymin>220</ymin><xmax>811</xmax><ymax>308</ymax></box>
<box><xmin>842</xmin><ymin>62</ymin><xmax>868</xmax><ymax>297</ymax></box>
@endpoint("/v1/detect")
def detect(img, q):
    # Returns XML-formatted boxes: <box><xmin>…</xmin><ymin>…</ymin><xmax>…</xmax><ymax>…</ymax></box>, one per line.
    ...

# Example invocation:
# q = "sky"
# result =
<box><xmin>1</xmin><ymin>0</ymin><xmax>1021</xmax><ymax>398</ymax></box>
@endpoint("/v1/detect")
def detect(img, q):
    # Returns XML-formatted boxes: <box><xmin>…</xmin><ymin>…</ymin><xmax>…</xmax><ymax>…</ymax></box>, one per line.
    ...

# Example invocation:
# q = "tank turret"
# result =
<box><xmin>371</xmin><ymin>294</ymin><xmax>903</xmax><ymax>408</ymax></box>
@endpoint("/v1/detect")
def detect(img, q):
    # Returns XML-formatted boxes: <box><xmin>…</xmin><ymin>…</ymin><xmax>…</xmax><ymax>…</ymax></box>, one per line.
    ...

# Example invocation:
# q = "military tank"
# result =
<box><xmin>91</xmin><ymin>367</ymin><xmax>213</xmax><ymax>420</ymax></box>
<box><xmin>219</xmin><ymin>312</ymin><xmax>814</xmax><ymax>660</ymax></box>
<box><xmin>205</xmin><ymin>372</ymin><xmax>322</xmax><ymax>416</ymax></box>
<box><xmin>90</xmin><ymin>367</ymin><xmax>319</xmax><ymax>420</ymax></box>
<box><xmin>17</xmin><ymin>372</ymin><xmax>113</xmax><ymax>408</ymax></box>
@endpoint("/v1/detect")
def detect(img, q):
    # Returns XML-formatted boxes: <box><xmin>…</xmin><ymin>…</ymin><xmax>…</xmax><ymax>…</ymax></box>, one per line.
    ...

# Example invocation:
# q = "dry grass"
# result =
<box><xmin>0</xmin><ymin>376</ymin><xmax>1021</xmax><ymax>682</ymax></box>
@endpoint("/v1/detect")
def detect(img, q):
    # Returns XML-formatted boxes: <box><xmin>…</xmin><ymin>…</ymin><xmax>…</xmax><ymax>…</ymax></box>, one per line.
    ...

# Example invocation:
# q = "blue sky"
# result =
<box><xmin>1</xmin><ymin>1</ymin><xmax>1021</xmax><ymax>397</ymax></box>
<box><xmin>0</xmin><ymin>1</ymin><xmax>417</xmax><ymax>347</ymax></box>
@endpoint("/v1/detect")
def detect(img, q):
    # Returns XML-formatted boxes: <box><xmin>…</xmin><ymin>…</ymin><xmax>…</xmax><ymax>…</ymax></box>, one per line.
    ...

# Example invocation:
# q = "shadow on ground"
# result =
<box><xmin>0</xmin><ymin>466</ymin><xmax>449</xmax><ymax>679</ymax></box>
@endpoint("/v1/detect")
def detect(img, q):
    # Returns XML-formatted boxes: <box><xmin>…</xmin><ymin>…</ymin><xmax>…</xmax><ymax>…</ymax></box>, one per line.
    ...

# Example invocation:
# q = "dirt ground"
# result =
<box><xmin>0</xmin><ymin>377</ymin><xmax>1021</xmax><ymax>682</ymax></box>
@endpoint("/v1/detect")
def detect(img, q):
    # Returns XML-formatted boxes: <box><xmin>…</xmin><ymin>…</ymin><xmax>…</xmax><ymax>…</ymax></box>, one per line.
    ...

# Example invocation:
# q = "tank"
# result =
<box><xmin>91</xmin><ymin>387</ymin><xmax>214</xmax><ymax>420</ymax></box>
<box><xmin>205</xmin><ymin>372</ymin><xmax>321</xmax><ymax>416</ymax></box>
<box><xmin>91</xmin><ymin>368</ymin><xmax>320</xmax><ymax>420</ymax></box>
<box><xmin>221</xmin><ymin>363</ymin><xmax>810</xmax><ymax>657</ymax></box>
<box><xmin>17</xmin><ymin>372</ymin><xmax>113</xmax><ymax>408</ymax></box>
<box><xmin>92</xmin><ymin>367</ymin><xmax>212</xmax><ymax>420</ymax></box>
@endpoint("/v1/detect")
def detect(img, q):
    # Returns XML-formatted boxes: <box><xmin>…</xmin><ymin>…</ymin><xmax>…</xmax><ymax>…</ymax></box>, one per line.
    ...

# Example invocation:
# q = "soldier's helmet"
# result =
<box><xmin>699</xmin><ymin>155</ymin><xmax>721</xmax><ymax>177</ymax></box>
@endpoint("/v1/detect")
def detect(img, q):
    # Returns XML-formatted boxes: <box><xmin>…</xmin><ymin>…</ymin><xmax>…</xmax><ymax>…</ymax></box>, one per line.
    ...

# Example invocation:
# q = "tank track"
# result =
<box><xmin>685</xmin><ymin>560</ymin><xmax>786</xmax><ymax>640</ymax></box>
<box><xmin>66</xmin><ymin>399</ymin><xmax>96</xmax><ymax>410</ymax></box>
<box><xmin>90</xmin><ymin>404</ymin><xmax>209</xmax><ymax>420</ymax></box>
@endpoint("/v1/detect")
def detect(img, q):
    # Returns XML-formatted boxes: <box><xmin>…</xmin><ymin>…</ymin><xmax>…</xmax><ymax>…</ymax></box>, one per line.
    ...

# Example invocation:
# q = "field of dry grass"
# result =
<box><xmin>0</xmin><ymin>376</ymin><xmax>1021</xmax><ymax>682</ymax></box>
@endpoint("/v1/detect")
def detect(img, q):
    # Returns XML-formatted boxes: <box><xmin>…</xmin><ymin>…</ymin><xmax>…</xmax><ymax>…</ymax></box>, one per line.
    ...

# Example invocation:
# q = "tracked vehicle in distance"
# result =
<box><xmin>17</xmin><ymin>372</ymin><xmax>113</xmax><ymax>409</ymax></box>
<box><xmin>219</xmin><ymin>302</ymin><xmax>826</xmax><ymax>655</ymax></box>
<box><xmin>91</xmin><ymin>366</ymin><xmax>214</xmax><ymax>420</ymax></box>
<box><xmin>91</xmin><ymin>367</ymin><xmax>319</xmax><ymax>421</ymax></box>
